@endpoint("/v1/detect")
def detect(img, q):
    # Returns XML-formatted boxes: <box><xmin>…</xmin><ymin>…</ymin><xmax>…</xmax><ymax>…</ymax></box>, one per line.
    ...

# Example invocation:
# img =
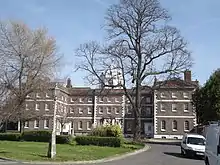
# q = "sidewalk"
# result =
<box><xmin>144</xmin><ymin>138</ymin><xmax>181</xmax><ymax>146</ymax></box>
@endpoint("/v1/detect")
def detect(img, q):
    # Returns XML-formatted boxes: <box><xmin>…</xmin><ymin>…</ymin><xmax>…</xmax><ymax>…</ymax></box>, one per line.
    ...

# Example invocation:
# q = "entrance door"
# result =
<box><xmin>144</xmin><ymin>123</ymin><xmax>153</xmax><ymax>137</ymax></box>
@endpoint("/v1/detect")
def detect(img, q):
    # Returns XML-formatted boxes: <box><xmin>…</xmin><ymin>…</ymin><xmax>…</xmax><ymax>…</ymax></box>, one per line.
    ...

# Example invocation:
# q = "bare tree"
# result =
<box><xmin>75</xmin><ymin>0</ymin><xmax>192</xmax><ymax>141</ymax></box>
<box><xmin>0</xmin><ymin>20</ymin><xmax>61</xmax><ymax>132</ymax></box>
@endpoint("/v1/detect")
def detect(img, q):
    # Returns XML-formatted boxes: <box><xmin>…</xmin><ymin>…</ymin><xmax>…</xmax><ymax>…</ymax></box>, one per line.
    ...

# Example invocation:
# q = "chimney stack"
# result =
<box><xmin>66</xmin><ymin>78</ymin><xmax>72</xmax><ymax>88</ymax></box>
<box><xmin>184</xmin><ymin>70</ymin><xmax>191</xmax><ymax>82</ymax></box>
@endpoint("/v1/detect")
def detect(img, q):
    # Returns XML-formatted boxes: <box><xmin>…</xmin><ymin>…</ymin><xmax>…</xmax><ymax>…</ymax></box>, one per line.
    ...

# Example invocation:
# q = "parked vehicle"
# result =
<box><xmin>181</xmin><ymin>133</ymin><xmax>206</xmax><ymax>158</ymax></box>
<box><xmin>205</xmin><ymin>121</ymin><xmax>220</xmax><ymax>165</ymax></box>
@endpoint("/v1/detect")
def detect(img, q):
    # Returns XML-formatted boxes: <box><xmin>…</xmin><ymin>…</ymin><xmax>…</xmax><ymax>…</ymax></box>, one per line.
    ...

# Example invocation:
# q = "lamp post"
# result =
<box><xmin>48</xmin><ymin>84</ymin><xmax>58</xmax><ymax>158</ymax></box>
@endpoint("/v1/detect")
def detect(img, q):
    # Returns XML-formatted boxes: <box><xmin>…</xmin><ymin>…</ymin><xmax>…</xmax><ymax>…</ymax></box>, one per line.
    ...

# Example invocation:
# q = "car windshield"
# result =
<box><xmin>187</xmin><ymin>137</ymin><xmax>205</xmax><ymax>145</ymax></box>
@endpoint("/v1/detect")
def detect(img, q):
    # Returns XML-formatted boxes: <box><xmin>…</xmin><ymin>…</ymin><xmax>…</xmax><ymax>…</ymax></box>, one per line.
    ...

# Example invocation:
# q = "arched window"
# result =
<box><xmin>172</xmin><ymin>120</ymin><xmax>177</xmax><ymax>131</ymax></box>
<box><xmin>161</xmin><ymin>120</ymin><xmax>166</xmax><ymax>131</ymax></box>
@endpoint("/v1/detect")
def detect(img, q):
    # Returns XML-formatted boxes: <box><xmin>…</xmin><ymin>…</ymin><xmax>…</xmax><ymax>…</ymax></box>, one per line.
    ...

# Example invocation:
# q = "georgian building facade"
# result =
<box><xmin>153</xmin><ymin>71</ymin><xmax>198</xmax><ymax>139</ymax></box>
<box><xmin>22</xmin><ymin>81</ymin><xmax>154</xmax><ymax>137</ymax></box>
<box><xmin>20</xmin><ymin>71</ymin><xmax>197</xmax><ymax>139</ymax></box>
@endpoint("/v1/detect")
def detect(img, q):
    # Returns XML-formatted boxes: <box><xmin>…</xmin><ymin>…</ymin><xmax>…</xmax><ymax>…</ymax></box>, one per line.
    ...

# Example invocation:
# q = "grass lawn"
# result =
<box><xmin>0</xmin><ymin>141</ymin><xmax>144</xmax><ymax>162</ymax></box>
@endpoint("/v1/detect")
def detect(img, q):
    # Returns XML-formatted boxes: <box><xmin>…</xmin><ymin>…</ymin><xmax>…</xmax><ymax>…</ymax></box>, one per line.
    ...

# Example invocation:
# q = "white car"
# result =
<box><xmin>181</xmin><ymin>133</ymin><xmax>206</xmax><ymax>158</ymax></box>
<box><xmin>205</xmin><ymin>122</ymin><xmax>220</xmax><ymax>165</ymax></box>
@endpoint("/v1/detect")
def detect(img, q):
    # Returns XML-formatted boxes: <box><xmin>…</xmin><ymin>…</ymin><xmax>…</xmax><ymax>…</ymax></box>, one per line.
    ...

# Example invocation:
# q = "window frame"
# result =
<box><xmin>78</xmin><ymin>107</ymin><xmax>83</xmax><ymax>114</ymax></box>
<box><xmin>44</xmin><ymin>119</ymin><xmax>49</xmax><ymax>129</ymax></box>
<box><xmin>172</xmin><ymin>120</ymin><xmax>177</xmax><ymax>131</ymax></box>
<box><xmin>34</xmin><ymin>120</ymin><xmax>39</xmax><ymax>128</ymax></box>
<box><xmin>87</xmin><ymin>121</ymin><xmax>92</xmax><ymax>130</ymax></box>
<box><xmin>184</xmin><ymin>103</ymin><xmax>189</xmax><ymax>112</ymax></box>
<box><xmin>99</xmin><ymin>107</ymin><xmax>103</xmax><ymax>114</ymax></box>
<box><xmin>45</xmin><ymin>103</ymin><xmax>49</xmax><ymax>111</ymax></box>
<box><xmin>24</xmin><ymin>121</ymin><xmax>29</xmax><ymax>128</ymax></box>
<box><xmin>88</xmin><ymin>97</ymin><xmax>92</xmax><ymax>103</ymax></box>
<box><xmin>172</xmin><ymin>103</ymin><xmax>177</xmax><ymax>112</ymax></box>
<box><xmin>171</xmin><ymin>92</ymin><xmax>177</xmax><ymax>98</ymax></box>
<box><xmin>36</xmin><ymin>93</ymin><xmax>40</xmax><ymax>98</ymax></box>
<box><xmin>107</xmin><ymin>107</ymin><xmax>111</xmax><ymax>114</ymax></box>
<box><xmin>161</xmin><ymin>120</ymin><xmax>166</xmax><ymax>131</ymax></box>
<box><xmin>35</xmin><ymin>104</ymin><xmax>40</xmax><ymax>111</ymax></box>
<box><xmin>87</xmin><ymin>107</ymin><xmax>92</xmax><ymax>114</ymax></box>
<box><xmin>184</xmin><ymin>121</ymin><xmax>190</xmax><ymax>131</ymax></box>
<box><xmin>78</xmin><ymin>121</ymin><xmax>83</xmax><ymax>130</ymax></box>
<box><xmin>160</xmin><ymin>103</ymin><xmax>166</xmax><ymax>112</ymax></box>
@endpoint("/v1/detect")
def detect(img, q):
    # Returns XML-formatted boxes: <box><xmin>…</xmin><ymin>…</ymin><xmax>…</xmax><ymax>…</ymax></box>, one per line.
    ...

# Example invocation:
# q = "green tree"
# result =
<box><xmin>192</xmin><ymin>69</ymin><xmax>220</xmax><ymax>124</ymax></box>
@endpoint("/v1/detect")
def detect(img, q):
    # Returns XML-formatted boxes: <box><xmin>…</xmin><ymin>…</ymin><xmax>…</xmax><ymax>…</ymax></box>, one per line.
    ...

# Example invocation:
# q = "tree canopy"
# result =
<box><xmin>192</xmin><ymin>69</ymin><xmax>220</xmax><ymax>124</ymax></box>
<box><xmin>0</xmin><ymin>20</ymin><xmax>60</xmax><ymax>130</ymax></box>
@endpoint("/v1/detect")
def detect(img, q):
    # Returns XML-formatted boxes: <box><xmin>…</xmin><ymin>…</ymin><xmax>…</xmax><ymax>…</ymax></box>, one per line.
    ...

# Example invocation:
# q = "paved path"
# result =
<box><xmin>0</xmin><ymin>158</ymin><xmax>18</xmax><ymax>164</ymax></box>
<box><xmin>77</xmin><ymin>144</ymin><xmax>204</xmax><ymax>165</ymax></box>
<box><xmin>2</xmin><ymin>144</ymin><xmax>204</xmax><ymax>165</ymax></box>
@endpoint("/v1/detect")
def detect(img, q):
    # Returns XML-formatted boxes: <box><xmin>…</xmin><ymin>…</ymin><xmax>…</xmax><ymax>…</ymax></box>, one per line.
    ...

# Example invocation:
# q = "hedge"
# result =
<box><xmin>0</xmin><ymin>133</ymin><xmax>21</xmax><ymax>141</ymax></box>
<box><xmin>21</xmin><ymin>130</ymin><xmax>51</xmax><ymax>142</ymax></box>
<box><xmin>75</xmin><ymin>136</ymin><xmax>122</xmax><ymax>147</ymax></box>
<box><xmin>0</xmin><ymin>131</ymin><xmax>73</xmax><ymax>144</ymax></box>
<box><xmin>56</xmin><ymin>135</ymin><xmax>73</xmax><ymax>144</ymax></box>
<box><xmin>90</xmin><ymin>125</ymin><xmax>123</xmax><ymax>137</ymax></box>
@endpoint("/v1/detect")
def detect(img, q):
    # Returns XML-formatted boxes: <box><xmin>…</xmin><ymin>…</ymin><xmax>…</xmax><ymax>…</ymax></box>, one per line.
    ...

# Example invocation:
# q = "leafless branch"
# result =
<box><xmin>75</xmin><ymin>0</ymin><xmax>192</xmax><ymax>141</ymax></box>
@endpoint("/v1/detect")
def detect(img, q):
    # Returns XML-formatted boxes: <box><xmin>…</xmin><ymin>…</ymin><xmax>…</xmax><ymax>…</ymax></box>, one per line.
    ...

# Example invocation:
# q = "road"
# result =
<box><xmin>1</xmin><ymin>144</ymin><xmax>204</xmax><ymax>165</ymax></box>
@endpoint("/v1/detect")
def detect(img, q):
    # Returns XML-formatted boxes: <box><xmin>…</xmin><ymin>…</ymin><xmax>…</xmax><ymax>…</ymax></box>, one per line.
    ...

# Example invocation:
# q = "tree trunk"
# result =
<box><xmin>133</xmin><ymin>42</ymin><xmax>142</xmax><ymax>142</ymax></box>
<box><xmin>5</xmin><ymin>120</ymin><xmax>8</xmax><ymax>132</ymax></box>
<box><xmin>19</xmin><ymin>121</ymin><xmax>24</xmax><ymax>134</ymax></box>
<box><xmin>133</xmin><ymin>110</ymin><xmax>141</xmax><ymax>142</ymax></box>
<box><xmin>61</xmin><ymin>125</ymin><xmax>63</xmax><ymax>135</ymax></box>
<box><xmin>133</xmin><ymin>56</ymin><xmax>142</xmax><ymax>141</ymax></box>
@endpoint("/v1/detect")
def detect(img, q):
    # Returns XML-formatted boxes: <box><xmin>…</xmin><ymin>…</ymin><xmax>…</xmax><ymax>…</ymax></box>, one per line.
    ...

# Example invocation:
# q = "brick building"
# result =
<box><xmin>19</xmin><ymin>71</ymin><xmax>197</xmax><ymax>139</ymax></box>
<box><xmin>153</xmin><ymin>71</ymin><xmax>198</xmax><ymax>139</ymax></box>
<box><xmin>22</xmin><ymin>80</ymin><xmax>154</xmax><ymax>137</ymax></box>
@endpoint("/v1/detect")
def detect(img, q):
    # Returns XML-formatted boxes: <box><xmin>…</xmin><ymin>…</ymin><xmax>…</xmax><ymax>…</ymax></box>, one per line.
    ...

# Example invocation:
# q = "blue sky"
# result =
<box><xmin>0</xmin><ymin>0</ymin><xmax>219</xmax><ymax>86</ymax></box>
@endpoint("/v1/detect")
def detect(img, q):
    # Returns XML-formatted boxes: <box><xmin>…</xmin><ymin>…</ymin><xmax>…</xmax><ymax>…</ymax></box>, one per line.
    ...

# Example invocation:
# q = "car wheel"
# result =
<box><xmin>181</xmin><ymin>147</ymin><xmax>185</xmax><ymax>155</ymax></box>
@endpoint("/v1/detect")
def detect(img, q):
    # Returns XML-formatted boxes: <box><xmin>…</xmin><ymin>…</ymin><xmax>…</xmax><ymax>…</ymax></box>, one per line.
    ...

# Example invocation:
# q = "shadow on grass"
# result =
<box><xmin>163</xmin><ymin>152</ymin><xmax>203</xmax><ymax>160</ymax></box>
<box><xmin>0</xmin><ymin>151</ymin><xmax>10</xmax><ymax>154</ymax></box>
<box><xmin>0</xmin><ymin>152</ymin><xmax>15</xmax><ymax>162</ymax></box>
<box><xmin>30</xmin><ymin>153</ymin><xmax>48</xmax><ymax>159</ymax></box>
